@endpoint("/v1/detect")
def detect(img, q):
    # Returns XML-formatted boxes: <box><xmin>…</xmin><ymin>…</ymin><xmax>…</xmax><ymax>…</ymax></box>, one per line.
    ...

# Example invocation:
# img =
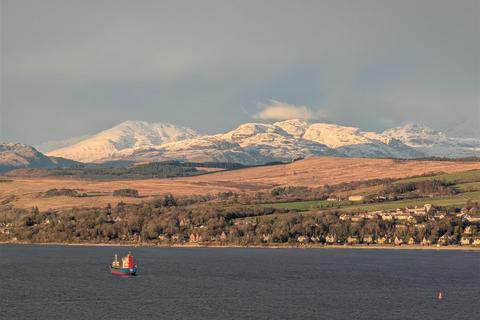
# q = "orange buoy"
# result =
<box><xmin>437</xmin><ymin>292</ymin><xmax>443</xmax><ymax>300</ymax></box>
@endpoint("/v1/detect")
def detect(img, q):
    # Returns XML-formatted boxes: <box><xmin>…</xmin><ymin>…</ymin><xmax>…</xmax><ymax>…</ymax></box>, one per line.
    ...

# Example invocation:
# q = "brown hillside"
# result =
<box><xmin>1</xmin><ymin>157</ymin><xmax>479</xmax><ymax>210</ymax></box>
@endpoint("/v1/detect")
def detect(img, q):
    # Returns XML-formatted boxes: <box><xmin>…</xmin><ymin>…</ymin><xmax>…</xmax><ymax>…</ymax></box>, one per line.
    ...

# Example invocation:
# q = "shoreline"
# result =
<box><xmin>2</xmin><ymin>241</ymin><xmax>480</xmax><ymax>251</ymax></box>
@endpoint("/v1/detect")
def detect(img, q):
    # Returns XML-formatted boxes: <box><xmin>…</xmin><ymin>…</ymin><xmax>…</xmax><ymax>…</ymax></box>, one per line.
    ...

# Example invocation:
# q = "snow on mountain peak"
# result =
<box><xmin>45</xmin><ymin>119</ymin><xmax>479</xmax><ymax>164</ymax></box>
<box><xmin>47</xmin><ymin>121</ymin><xmax>199</xmax><ymax>162</ymax></box>
<box><xmin>221</xmin><ymin>122</ymin><xmax>288</xmax><ymax>141</ymax></box>
<box><xmin>274</xmin><ymin>119</ymin><xmax>310</xmax><ymax>138</ymax></box>
<box><xmin>303</xmin><ymin>123</ymin><xmax>368</xmax><ymax>148</ymax></box>
<box><xmin>383</xmin><ymin>123</ymin><xmax>479</xmax><ymax>157</ymax></box>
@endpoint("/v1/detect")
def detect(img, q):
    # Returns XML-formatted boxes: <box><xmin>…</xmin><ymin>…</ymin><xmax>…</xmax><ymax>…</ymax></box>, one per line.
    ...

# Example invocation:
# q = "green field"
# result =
<box><xmin>340</xmin><ymin>191</ymin><xmax>480</xmax><ymax>212</ymax></box>
<box><xmin>260</xmin><ymin>191</ymin><xmax>480</xmax><ymax>212</ymax></box>
<box><xmin>395</xmin><ymin>169</ymin><xmax>480</xmax><ymax>184</ymax></box>
<box><xmin>260</xmin><ymin>200</ymin><xmax>349</xmax><ymax>210</ymax></box>
<box><xmin>456</xmin><ymin>181</ymin><xmax>480</xmax><ymax>192</ymax></box>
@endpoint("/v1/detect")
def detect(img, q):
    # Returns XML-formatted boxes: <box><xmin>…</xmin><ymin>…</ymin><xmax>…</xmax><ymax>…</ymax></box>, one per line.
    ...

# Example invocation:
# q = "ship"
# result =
<box><xmin>110</xmin><ymin>252</ymin><xmax>138</xmax><ymax>276</ymax></box>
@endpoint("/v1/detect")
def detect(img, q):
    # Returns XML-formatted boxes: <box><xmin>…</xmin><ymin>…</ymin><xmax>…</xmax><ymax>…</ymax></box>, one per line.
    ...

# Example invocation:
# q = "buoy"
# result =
<box><xmin>437</xmin><ymin>292</ymin><xmax>443</xmax><ymax>300</ymax></box>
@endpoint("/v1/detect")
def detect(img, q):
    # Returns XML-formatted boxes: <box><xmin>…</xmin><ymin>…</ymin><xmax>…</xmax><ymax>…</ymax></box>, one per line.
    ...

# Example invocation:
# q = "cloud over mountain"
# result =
<box><xmin>254</xmin><ymin>101</ymin><xmax>327</xmax><ymax>121</ymax></box>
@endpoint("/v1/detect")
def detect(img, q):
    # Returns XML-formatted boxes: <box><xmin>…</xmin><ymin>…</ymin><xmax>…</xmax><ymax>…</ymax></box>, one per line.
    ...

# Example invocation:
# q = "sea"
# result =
<box><xmin>0</xmin><ymin>245</ymin><xmax>479</xmax><ymax>320</ymax></box>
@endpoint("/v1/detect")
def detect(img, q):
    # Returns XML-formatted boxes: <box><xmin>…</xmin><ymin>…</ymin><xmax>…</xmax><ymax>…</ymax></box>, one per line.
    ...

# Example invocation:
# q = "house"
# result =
<box><xmin>381</xmin><ymin>213</ymin><xmax>393</xmax><ymax>221</ymax></box>
<box><xmin>424</xmin><ymin>204</ymin><xmax>435</xmax><ymax>214</ymax></box>
<box><xmin>362</xmin><ymin>212</ymin><xmax>379</xmax><ymax>220</ymax></box>
<box><xmin>339</xmin><ymin>213</ymin><xmax>350</xmax><ymax>221</ymax></box>
<box><xmin>297</xmin><ymin>235</ymin><xmax>308</xmax><ymax>243</ymax></box>
<box><xmin>434</xmin><ymin>213</ymin><xmax>447</xmax><ymax>220</ymax></box>
<box><xmin>179</xmin><ymin>217</ymin><xmax>191</xmax><ymax>227</ymax></box>
<box><xmin>325</xmin><ymin>234</ymin><xmax>336</xmax><ymax>244</ymax></box>
<box><xmin>363</xmin><ymin>235</ymin><xmax>374</xmax><ymax>244</ymax></box>
<box><xmin>407</xmin><ymin>216</ymin><xmax>417</xmax><ymax>223</ymax></box>
<box><xmin>457</xmin><ymin>207</ymin><xmax>469</xmax><ymax>218</ymax></box>
<box><xmin>346</xmin><ymin>236</ymin><xmax>359</xmax><ymax>245</ymax></box>
<box><xmin>460</xmin><ymin>237</ymin><xmax>472</xmax><ymax>245</ymax></box>
<box><xmin>392</xmin><ymin>210</ymin><xmax>410</xmax><ymax>221</ymax></box>
<box><xmin>456</xmin><ymin>212</ymin><xmax>466</xmax><ymax>218</ymax></box>
<box><xmin>421</xmin><ymin>237</ymin><xmax>431</xmax><ymax>246</ymax></box>
<box><xmin>348</xmin><ymin>195</ymin><xmax>365</xmax><ymax>202</ymax></box>
<box><xmin>0</xmin><ymin>223</ymin><xmax>12</xmax><ymax>235</ymax></box>
<box><xmin>189</xmin><ymin>233</ymin><xmax>202</xmax><ymax>243</ymax></box>
<box><xmin>463</xmin><ymin>226</ymin><xmax>473</xmax><ymax>235</ymax></box>
<box><xmin>437</xmin><ymin>234</ymin><xmax>449</xmax><ymax>246</ymax></box>
<box><xmin>414</xmin><ymin>223</ymin><xmax>426</xmax><ymax>230</ymax></box>
<box><xmin>473</xmin><ymin>238</ymin><xmax>480</xmax><ymax>246</ymax></box>
<box><xmin>158</xmin><ymin>234</ymin><xmax>169</xmax><ymax>241</ymax></box>
<box><xmin>377</xmin><ymin>236</ymin><xmax>389</xmax><ymax>244</ymax></box>
<box><xmin>466</xmin><ymin>215</ymin><xmax>480</xmax><ymax>223</ymax></box>
<box><xmin>408</xmin><ymin>237</ymin><xmax>416</xmax><ymax>245</ymax></box>
<box><xmin>220</xmin><ymin>231</ymin><xmax>228</xmax><ymax>241</ymax></box>
<box><xmin>394</xmin><ymin>237</ymin><xmax>404</xmax><ymax>246</ymax></box>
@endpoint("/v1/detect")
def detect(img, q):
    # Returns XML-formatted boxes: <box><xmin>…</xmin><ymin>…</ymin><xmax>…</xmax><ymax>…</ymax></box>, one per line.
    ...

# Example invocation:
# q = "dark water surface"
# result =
<box><xmin>1</xmin><ymin>245</ymin><xmax>479</xmax><ymax>320</ymax></box>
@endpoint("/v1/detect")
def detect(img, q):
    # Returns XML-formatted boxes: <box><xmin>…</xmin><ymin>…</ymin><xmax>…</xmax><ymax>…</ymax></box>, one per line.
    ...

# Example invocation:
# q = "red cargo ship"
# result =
<box><xmin>110</xmin><ymin>252</ymin><xmax>138</xmax><ymax>276</ymax></box>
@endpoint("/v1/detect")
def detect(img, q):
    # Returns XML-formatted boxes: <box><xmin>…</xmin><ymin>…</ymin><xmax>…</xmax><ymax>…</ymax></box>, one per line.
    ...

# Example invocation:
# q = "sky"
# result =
<box><xmin>1</xmin><ymin>0</ymin><xmax>479</xmax><ymax>146</ymax></box>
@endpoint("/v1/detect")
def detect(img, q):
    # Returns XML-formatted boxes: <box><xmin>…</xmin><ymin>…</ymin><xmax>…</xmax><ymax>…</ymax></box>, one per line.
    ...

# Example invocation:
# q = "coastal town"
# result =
<box><xmin>1</xmin><ymin>195</ymin><xmax>480</xmax><ymax>248</ymax></box>
<box><xmin>181</xmin><ymin>200</ymin><xmax>480</xmax><ymax>248</ymax></box>
<box><xmin>310</xmin><ymin>203</ymin><xmax>480</xmax><ymax>247</ymax></box>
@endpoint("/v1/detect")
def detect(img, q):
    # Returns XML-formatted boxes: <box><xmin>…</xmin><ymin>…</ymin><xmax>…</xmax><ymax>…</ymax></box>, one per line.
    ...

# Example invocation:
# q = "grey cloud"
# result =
<box><xmin>1</xmin><ymin>0</ymin><xmax>478</xmax><ymax>144</ymax></box>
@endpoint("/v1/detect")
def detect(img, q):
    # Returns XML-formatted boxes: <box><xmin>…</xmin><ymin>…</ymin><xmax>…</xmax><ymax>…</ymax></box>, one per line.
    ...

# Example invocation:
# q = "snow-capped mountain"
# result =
<box><xmin>123</xmin><ymin>122</ymin><xmax>336</xmax><ymax>165</ymax></box>
<box><xmin>47</xmin><ymin>121</ymin><xmax>199</xmax><ymax>162</ymax></box>
<box><xmin>126</xmin><ymin>136</ymin><xmax>262</xmax><ymax>164</ymax></box>
<box><xmin>0</xmin><ymin>143</ymin><xmax>78</xmax><ymax>172</ymax></box>
<box><xmin>383</xmin><ymin>124</ymin><xmax>480</xmax><ymax>158</ymax></box>
<box><xmin>300</xmin><ymin>122</ymin><xmax>424</xmax><ymax>158</ymax></box>
<box><xmin>45</xmin><ymin>120</ymin><xmax>479</xmax><ymax>164</ymax></box>
<box><xmin>216</xmin><ymin>122</ymin><xmax>335</xmax><ymax>162</ymax></box>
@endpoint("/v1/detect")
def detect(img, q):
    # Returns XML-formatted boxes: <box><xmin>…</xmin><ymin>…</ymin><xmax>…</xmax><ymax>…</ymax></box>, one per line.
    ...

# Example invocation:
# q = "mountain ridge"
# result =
<box><xmin>47</xmin><ymin>120</ymin><xmax>199</xmax><ymax>163</ymax></box>
<box><xmin>43</xmin><ymin>120</ymin><xmax>479</xmax><ymax>164</ymax></box>
<box><xmin>0</xmin><ymin>143</ymin><xmax>79</xmax><ymax>172</ymax></box>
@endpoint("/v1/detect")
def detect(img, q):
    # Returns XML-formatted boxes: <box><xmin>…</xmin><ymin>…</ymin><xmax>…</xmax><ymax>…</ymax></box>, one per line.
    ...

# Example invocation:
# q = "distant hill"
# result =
<box><xmin>46</xmin><ymin>119</ymin><xmax>479</xmax><ymax>164</ymax></box>
<box><xmin>3</xmin><ymin>156</ymin><xmax>480</xmax><ymax>211</ymax></box>
<box><xmin>383</xmin><ymin>123</ymin><xmax>480</xmax><ymax>158</ymax></box>
<box><xmin>0</xmin><ymin>143</ymin><xmax>79</xmax><ymax>172</ymax></box>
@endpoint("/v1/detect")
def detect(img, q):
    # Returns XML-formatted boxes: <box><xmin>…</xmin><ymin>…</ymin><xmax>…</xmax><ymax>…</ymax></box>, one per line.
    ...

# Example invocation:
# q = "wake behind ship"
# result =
<box><xmin>110</xmin><ymin>252</ymin><xmax>137</xmax><ymax>276</ymax></box>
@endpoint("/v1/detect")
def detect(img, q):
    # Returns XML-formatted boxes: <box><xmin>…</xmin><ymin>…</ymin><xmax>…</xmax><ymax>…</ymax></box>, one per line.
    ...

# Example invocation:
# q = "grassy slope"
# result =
<box><xmin>396</xmin><ymin>169</ymin><xmax>480</xmax><ymax>184</ymax></box>
<box><xmin>260</xmin><ymin>170</ymin><xmax>480</xmax><ymax>211</ymax></box>
<box><xmin>456</xmin><ymin>181</ymin><xmax>480</xmax><ymax>192</ymax></box>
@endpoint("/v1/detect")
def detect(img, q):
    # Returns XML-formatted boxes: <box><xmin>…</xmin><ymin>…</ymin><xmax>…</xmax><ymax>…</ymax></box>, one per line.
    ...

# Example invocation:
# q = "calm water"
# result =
<box><xmin>0</xmin><ymin>245</ymin><xmax>479</xmax><ymax>320</ymax></box>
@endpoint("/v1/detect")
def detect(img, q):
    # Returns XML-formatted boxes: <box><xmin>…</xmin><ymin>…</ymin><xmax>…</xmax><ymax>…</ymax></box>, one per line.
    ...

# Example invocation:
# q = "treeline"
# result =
<box><xmin>49</xmin><ymin>162</ymin><xmax>201</xmax><ymax>179</ymax></box>
<box><xmin>12</xmin><ymin>161</ymin><xmax>253</xmax><ymax>180</ymax></box>
<box><xmin>44</xmin><ymin>188</ymin><xmax>87</xmax><ymax>198</ymax></box>
<box><xmin>383</xmin><ymin>180</ymin><xmax>456</xmax><ymax>197</ymax></box>
<box><xmin>1</xmin><ymin>196</ymin><xmax>478</xmax><ymax>246</ymax></box>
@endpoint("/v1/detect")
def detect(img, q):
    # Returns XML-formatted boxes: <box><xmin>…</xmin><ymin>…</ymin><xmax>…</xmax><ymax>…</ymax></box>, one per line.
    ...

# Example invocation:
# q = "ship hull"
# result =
<box><xmin>110</xmin><ymin>267</ymin><xmax>137</xmax><ymax>276</ymax></box>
